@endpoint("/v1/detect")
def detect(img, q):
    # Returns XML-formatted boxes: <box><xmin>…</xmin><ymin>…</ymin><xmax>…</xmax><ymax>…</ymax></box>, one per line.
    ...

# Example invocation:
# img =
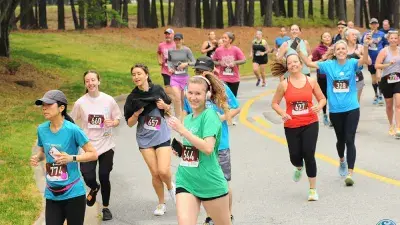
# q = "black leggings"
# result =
<box><xmin>329</xmin><ymin>108</ymin><xmax>360</xmax><ymax>169</ymax></box>
<box><xmin>225</xmin><ymin>81</ymin><xmax>240</xmax><ymax>97</ymax></box>
<box><xmin>284</xmin><ymin>122</ymin><xmax>319</xmax><ymax>178</ymax></box>
<box><xmin>45</xmin><ymin>195</ymin><xmax>86</xmax><ymax>225</ymax></box>
<box><xmin>317</xmin><ymin>76</ymin><xmax>328</xmax><ymax>114</ymax></box>
<box><xmin>80</xmin><ymin>149</ymin><xmax>114</xmax><ymax>206</ymax></box>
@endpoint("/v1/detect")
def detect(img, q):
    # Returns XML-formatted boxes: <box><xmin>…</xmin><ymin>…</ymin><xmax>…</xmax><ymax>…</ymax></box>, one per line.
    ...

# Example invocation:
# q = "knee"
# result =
<box><xmin>99</xmin><ymin>172</ymin><xmax>110</xmax><ymax>183</ymax></box>
<box><xmin>158</xmin><ymin>169</ymin><xmax>170</xmax><ymax>180</ymax></box>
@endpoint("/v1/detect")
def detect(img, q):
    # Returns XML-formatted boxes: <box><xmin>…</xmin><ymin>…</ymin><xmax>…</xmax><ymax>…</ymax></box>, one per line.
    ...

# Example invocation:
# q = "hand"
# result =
<box><xmin>30</xmin><ymin>155</ymin><xmax>40</xmax><ymax>167</ymax></box>
<box><xmin>376</xmin><ymin>73</ymin><xmax>382</xmax><ymax>82</ymax></box>
<box><xmin>133</xmin><ymin>108</ymin><xmax>144</xmax><ymax>117</ymax></box>
<box><xmin>354</xmin><ymin>49</ymin><xmax>361</xmax><ymax>58</ymax></box>
<box><xmin>281</xmin><ymin>113</ymin><xmax>292</xmax><ymax>122</ymax></box>
<box><xmin>167</xmin><ymin>116</ymin><xmax>185</xmax><ymax>135</ymax></box>
<box><xmin>55</xmin><ymin>152</ymin><xmax>73</xmax><ymax>165</ymax></box>
<box><xmin>363</xmin><ymin>34</ymin><xmax>373</xmax><ymax>45</ymax></box>
<box><xmin>219</xmin><ymin>61</ymin><xmax>226</xmax><ymax>67</ymax></box>
<box><xmin>103</xmin><ymin>119</ymin><xmax>115</xmax><ymax>128</ymax></box>
<box><xmin>156</xmin><ymin>98</ymin><xmax>167</xmax><ymax>110</ymax></box>
<box><xmin>311</xmin><ymin>105</ymin><xmax>321</xmax><ymax>114</ymax></box>
<box><xmin>172</xmin><ymin>149</ymin><xmax>179</xmax><ymax>157</ymax></box>
<box><xmin>259</xmin><ymin>52</ymin><xmax>265</xmax><ymax>56</ymax></box>
<box><xmin>168</xmin><ymin>68</ymin><xmax>175</xmax><ymax>74</ymax></box>
<box><xmin>178</xmin><ymin>63</ymin><xmax>187</xmax><ymax>70</ymax></box>
<box><xmin>390</xmin><ymin>60</ymin><xmax>395</xmax><ymax>65</ymax></box>
<box><xmin>228</xmin><ymin>62</ymin><xmax>236</xmax><ymax>67</ymax></box>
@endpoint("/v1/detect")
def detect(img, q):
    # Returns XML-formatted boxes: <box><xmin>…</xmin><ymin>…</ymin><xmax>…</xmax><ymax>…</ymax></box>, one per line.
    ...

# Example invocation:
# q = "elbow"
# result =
<box><xmin>91</xmin><ymin>152</ymin><xmax>98</xmax><ymax>161</ymax></box>
<box><xmin>204</xmin><ymin>147</ymin><xmax>213</xmax><ymax>156</ymax></box>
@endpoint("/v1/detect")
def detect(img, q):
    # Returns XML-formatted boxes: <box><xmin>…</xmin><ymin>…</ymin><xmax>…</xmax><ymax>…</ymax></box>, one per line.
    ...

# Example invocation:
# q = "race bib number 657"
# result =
<box><xmin>144</xmin><ymin>116</ymin><xmax>161</xmax><ymax>131</ymax></box>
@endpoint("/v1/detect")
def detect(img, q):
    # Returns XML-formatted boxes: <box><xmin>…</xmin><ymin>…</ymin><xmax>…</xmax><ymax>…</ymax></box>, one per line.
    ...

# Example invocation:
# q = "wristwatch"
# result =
<box><xmin>72</xmin><ymin>155</ymin><xmax>77</xmax><ymax>162</ymax></box>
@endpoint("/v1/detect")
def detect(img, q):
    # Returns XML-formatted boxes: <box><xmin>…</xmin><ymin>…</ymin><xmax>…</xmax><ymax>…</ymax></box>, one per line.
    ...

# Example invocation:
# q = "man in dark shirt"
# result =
<box><xmin>333</xmin><ymin>20</ymin><xmax>347</xmax><ymax>44</ymax></box>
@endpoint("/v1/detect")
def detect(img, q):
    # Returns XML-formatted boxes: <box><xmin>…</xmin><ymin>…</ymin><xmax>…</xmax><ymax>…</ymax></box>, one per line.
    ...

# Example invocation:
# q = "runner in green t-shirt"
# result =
<box><xmin>168</xmin><ymin>75</ymin><xmax>231</xmax><ymax>225</ymax></box>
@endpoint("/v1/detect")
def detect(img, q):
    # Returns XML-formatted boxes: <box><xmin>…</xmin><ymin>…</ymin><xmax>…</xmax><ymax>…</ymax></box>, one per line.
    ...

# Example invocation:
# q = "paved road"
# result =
<box><xmin>98</xmin><ymin>72</ymin><xmax>400</xmax><ymax>225</ymax></box>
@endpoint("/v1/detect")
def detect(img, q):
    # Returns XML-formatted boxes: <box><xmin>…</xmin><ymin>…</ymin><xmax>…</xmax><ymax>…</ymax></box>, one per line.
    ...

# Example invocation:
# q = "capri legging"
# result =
<box><xmin>284</xmin><ymin>122</ymin><xmax>319</xmax><ymax>177</ymax></box>
<box><xmin>317</xmin><ymin>76</ymin><xmax>328</xmax><ymax>114</ymax></box>
<box><xmin>46</xmin><ymin>195</ymin><xmax>86</xmax><ymax>225</ymax></box>
<box><xmin>225</xmin><ymin>82</ymin><xmax>240</xmax><ymax>97</ymax></box>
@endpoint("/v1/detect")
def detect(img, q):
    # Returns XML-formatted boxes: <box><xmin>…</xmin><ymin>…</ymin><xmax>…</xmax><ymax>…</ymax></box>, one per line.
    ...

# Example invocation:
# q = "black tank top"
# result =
<box><xmin>347</xmin><ymin>52</ymin><xmax>364</xmax><ymax>82</ymax></box>
<box><xmin>206</xmin><ymin>41</ymin><xmax>216</xmax><ymax>58</ymax></box>
<box><xmin>252</xmin><ymin>39</ymin><xmax>267</xmax><ymax>58</ymax></box>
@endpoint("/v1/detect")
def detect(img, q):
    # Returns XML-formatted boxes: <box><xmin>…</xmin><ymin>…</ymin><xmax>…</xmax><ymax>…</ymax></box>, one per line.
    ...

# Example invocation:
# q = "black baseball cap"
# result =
<box><xmin>35</xmin><ymin>90</ymin><xmax>68</xmax><ymax>105</ymax></box>
<box><xmin>174</xmin><ymin>33</ymin><xmax>183</xmax><ymax>40</ymax></box>
<box><xmin>194</xmin><ymin>56</ymin><xmax>214</xmax><ymax>71</ymax></box>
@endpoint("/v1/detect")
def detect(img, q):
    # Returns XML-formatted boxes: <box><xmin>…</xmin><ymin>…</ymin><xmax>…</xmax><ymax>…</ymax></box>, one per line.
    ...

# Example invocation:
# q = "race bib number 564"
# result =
<box><xmin>180</xmin><ymin>146</ymin><xmax>199</xmax><ymax>167</ymax></box>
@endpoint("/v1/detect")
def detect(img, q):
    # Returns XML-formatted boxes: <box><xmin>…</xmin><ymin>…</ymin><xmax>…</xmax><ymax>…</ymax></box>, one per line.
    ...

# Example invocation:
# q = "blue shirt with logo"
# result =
<box><xmin>361</xmin><ymin>30</ymin><xmax>388</xmax><ymax>64</ymax></box>
<box><xmin>183</xmin><ymin>84</ymin><xmax>239</xmax><ymax>150</ymax></box>
<box><xmin>317</xmin><ymin>58</ymin><xmax>360</xmax><ymax>113</ymax></box>
<box><xmin>275</xmin><ymin>36</ymin><xmax>290</xmax><ymax>48</ymax></box>
<box><xmin>37</xmin><ymin>120</ymin><xmax>89</xmax><ymax>201</ymax></box>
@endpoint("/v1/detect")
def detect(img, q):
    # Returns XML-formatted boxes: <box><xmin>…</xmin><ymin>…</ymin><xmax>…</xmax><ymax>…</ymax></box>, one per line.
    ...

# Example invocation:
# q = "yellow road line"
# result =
<box><xmin>252</xmin><ymin>116</ymin><xmax>271</xmax><ymax>129</ymax></box>
<box><xmin>239</xmin><ymin>90</ymin><xmax>400</xmax><ymax>187</ymax></box>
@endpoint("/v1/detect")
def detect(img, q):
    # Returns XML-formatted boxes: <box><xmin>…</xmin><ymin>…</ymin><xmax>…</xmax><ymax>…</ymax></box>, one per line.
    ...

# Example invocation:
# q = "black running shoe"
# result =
<box><xmin>203</xmin><ymin>217</ymin><xmax>213</xmax><ymax>225</ymax></box>
<box><xmin>102</xmin><ymin>208</ymin><xmax>113</xmax><ymax>221</ymax></box>
<box><xmin>86</xmin><ymin>185</ymin><xmax>100</xmax><ymax>207</ymax></box>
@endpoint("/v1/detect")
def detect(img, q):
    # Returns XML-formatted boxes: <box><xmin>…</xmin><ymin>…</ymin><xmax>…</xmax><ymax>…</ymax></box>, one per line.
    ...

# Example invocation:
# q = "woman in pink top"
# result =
<box><xmin>70</xmin><ymin>70</ymin><xmax>122</xmax><ymax>221</ymax></box>
<box><xmin>212</xmin><ymin>32</ymin><xmax>246</xmax><ymax>97</ymax></box>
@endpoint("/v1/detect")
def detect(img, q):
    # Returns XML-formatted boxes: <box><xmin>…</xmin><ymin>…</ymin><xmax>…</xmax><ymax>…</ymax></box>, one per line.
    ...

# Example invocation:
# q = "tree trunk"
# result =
<box><xmin>394</xmin><ymin>0</ymin><xmax>400</xmax><ymax>29</ymax></box>
<box><xmin>379</xmin><ymin>0</ymin><xmax>390</xmax><ymax>24</ymax></box>
<box><xmin>20</xmin><ymin>0</ymin><xmax>37</xmax><ymax>29</ymax></box>
<box><xmin>235</xmin><ymin>0</ymin><xmax>245</xmax><ymax>26</ymax></box>
<box><xmin>279</xmin><ymin>0</ymin><xmax>286</xmax><ymax>17</ymax></box>
<box><xmin>11</xmin><ymin>12</ymin><xmax>18</xmax><ymax>30</ymax></box>
<box><xmin>137</xmin><ymin>0</ymin><xmax>146</xmax><ymax>28</ymax></box>
<box><xmin>273</xmin><ymin>0</ymin><xmax>280</xmax><ymax>17</ymax></box>
<box><xmin>188</xmin><ymin>0</ymin><xmax>196</xmax><ymax>27</ymax></box>
<box><xmin>111</xmin><ymin>0</ymin><xmax>121</xmax><ymax>27</ymax></box>
<box><xmin>369</xmin><ymin>0</ymin><xmax>379</xmax><ymax>21</ymax></box>
<box><xmin>57</xmin><ymin>0</ymin><xmax>65</xmax><ymax>30</ymax></box>
<box><xmin>359</xmin><ymin>0</ymin><xmax>363</xmax><ymax>27</ymax></box>
<box><xmin>216</xmin><ymin>0</ymin><xmax>224</xmax><ymax>28</ymax></box>
<box><xmin>260</xmin><ymin>0</ymin><xmax>265</xmax><ymax>16</ymax></box>
<box><xmin>297</xmin><ymin>0</ymin><xmax>305</xmax><ymax>18</ymax></box>
<box><xmin>1</xmin><ymin>0</ymin><xmax>19</xmax><ymax>57</ymax></box>
<box><xmin>144</xmin><ymin>0</ymin><xmax>150</xmax><ymax>26</ymax></box>
<box><xmin>328</xmin><ymin>0</ymin><xmax>334</xmax><ymax>20</ymax></box>
<box><xmin>39</xmin><ymin>0</ymin><xmax>48</xmax><ymax>29</ymax></box>
<box><xmin>363</xmin><ymin>0</ymin><xmax>369</xmax><ymax>28</ymax></box>
<box><xmin>78</xmin><ymin>0</ymin><xmax>85</xmax><ymax>29</ymax></box>
<box><xmin>335</xmin><ymin>0</ymin><xmax>339</xmax><ymax>19</ymax></box>
<box><xmin>122</xmin><ymin>0</ymin><xmax>128</xmax><ymax>27</ymax></box>
<box><xmin>210</xmin><ymin>0</ymin><xmax>217</xmax><ymax>28</ymax></box>
<box><xmin>34</xmin><ymin>1</ymin><xmax>39</xmax><ymax>28</ymax></box>
<box><xmin>320</xmin><ymin>0</ymin><xmax>324</xmax><ymax>16</ymax></box>
<box><xmin>337</xmin><ymin>0</ymin><xmax>346</xmax><ymax>20</ymax></box>
<box><xmin>159</xmin><ymin>0</ymin><xmax>165</xmax><ymax>26</ymax></box>
<box><xmin>203</xmin><ymin>0</ymin><xmax>211</xmax><ymax>28</ymax></box>
<box><xmin>168</xmin><ymin>0</ymin><xmax>172</xmax><ymax>25</ymax></box>
<box><xmin>196</xmin><ymin>0</ymin><xmax>201</xmax><ymax>27</ymax></box>
<box><xmin>247</xmin><ymin>0</ymin><xmax>254</xmax><ymax>26</ymax></box>
<box><xmin>150</xmin><ymin>0</ymin><xmax>158</xmax><ymax>28</ymax></box>
<box><xmin>172</xmin><ymin>0</ymin><xmax>187</xmax><ymax>27</ymax></box>
<box><xmin>264</xmin><ymin>0</ymin><xmax>273</xmax><ymax>26</ymax></box>
<box><xmin>288</xmin><ymin>0</ymin><xmax>293</xmax><ymax>17</ymax></box>
<box><xmin>354</xmin><ymin>0</ymin><xmax>361</xmax><ymax>27</ymax></box>
<box><xmin>308</xmin><ymin>0</ymin><xmax>313</xmax><ymax>18</ymax></box>
<box><xmin>70</xmin><ymin>0</ymin><xmax>79</xmax><ymax>29</ymax></box>
<box><xmin>87</xmin><ymin>0</ymin><xmax>105</xmax><ymax>28</ymax></box>
<box><xmin>227</xmin><ymin>0</ymin><xmax>235</xmax><ymax>26</ymax></box>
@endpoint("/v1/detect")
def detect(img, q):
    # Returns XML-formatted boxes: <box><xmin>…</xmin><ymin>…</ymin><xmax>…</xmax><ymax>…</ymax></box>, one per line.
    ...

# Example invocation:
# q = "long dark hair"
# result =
<box><xmin>83</xmin><ymin>70</ymin><xmax>101</xmax><ymax>93</ymax></box>
<box><xmin>57</xmin><ymin>101</ymin><xmax>75</xmax><ymax>123</ymax></box>
<box><xmin>131</xmin><ymin>63</ymin><xmax>152</xmax><ymax>83</ymax></box>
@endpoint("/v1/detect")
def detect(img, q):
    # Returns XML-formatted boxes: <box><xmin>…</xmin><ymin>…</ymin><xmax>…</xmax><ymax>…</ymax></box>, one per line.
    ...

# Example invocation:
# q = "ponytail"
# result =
<box><xmin>57</xmin><ymin>102</ymin><xmax>75</xmax><ymax>124</ymax></box>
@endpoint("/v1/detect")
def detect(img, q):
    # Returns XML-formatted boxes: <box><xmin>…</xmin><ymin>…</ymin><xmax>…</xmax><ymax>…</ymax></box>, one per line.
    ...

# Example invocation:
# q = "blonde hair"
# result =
<box><xmin>188</xmin><ymin>71</ymin><xmax>231</xmax><ymax>124</ymax></box>
<box><xmin>322</xmin><ymin>40</ymin><xmax>348</xmax><ymax>60</ymax></box>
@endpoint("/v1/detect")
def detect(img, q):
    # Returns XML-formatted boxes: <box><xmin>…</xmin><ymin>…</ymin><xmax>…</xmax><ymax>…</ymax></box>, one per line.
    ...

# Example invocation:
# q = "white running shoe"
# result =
<box><xmin>153</xmin><ymin>204</ymin><xmax>166</xmax><ymax>216</ymax></box>
<box><xmin>168</xmin><ymin>182</ymin><xmax>176</xmax><ymax>204</ymax></box>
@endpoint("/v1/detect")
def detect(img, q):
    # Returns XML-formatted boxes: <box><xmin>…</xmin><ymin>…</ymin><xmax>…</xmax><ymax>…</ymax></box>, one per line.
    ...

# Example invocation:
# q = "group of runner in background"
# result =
<box><xmin>30</xmin><ymin>18</ymin><xmax>400</xmax><ymax>225</ymax></box>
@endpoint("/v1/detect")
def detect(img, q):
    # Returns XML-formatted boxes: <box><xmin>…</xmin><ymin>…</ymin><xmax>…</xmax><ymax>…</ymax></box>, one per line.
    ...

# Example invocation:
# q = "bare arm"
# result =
<box><xmin>75</xmin><ymin>142</ymin><xmax>98</xmax><ymax>162</ymax></box>
<box><xmin>358</xmin><ymin>44</ymin><xmax>370</xmax><ymax>67</ymax></box>
<box><xmin>201</xmin><ymin>41</ymin><xmax>211</xmax><ymax>54</ymax></box>
<box><xmin>298</xmin><ymin>49</ymin><xmax>320</xmax><ymax>69</ymax></box>
<box><xmin>276</xmin><ymin>42</ymin><xmax>288</xmax><ymax>61</ymax></box>
<box><xmin>375</xmin><ymin>48</ymin><xmax>390</xmax><ymax>69</ymax></box>
<box><xmin>180</xmin><ymin>129</ymin><xmax>216</xmax><ymax>155</ymax></box>
<box><xmin>304</xmin><ymin>40</ymin><xmax>313</xmax><ymax>60</ymax></box>
<box><xmin>359</xmin><ymin>46</ymin><xmax>372</xmax><ymax>65</ymax></box>
<box><xmin>219</xmin><ymin>108</ymin><xmax>241</xmax><ymax>121</ymax></box>
<box><xmin>271</xmin><ymin>82</ymin><xmax>287</xmax><ymax>117</ymax></box>
<box><xmin>311</xmin><ymin>78</ymin><xmax>327</xmax><ymax>110</ymax></box>
<box><xmin>127</xmin><ymin>114</ymin><xmax>139</xmax><ymax>127</ymax></box>
<box><xmin>157</xmin><ymin>51</ymin><xmax>163</xmax><ymax>65</ymax></box>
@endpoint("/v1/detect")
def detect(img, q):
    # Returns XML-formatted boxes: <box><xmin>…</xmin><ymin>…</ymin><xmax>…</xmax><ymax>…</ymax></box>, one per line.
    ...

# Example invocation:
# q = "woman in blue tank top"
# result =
<box><xmin>297</xmin><ymin>36</ymin><xmax>372</xmax><ymax>187</ymax></box>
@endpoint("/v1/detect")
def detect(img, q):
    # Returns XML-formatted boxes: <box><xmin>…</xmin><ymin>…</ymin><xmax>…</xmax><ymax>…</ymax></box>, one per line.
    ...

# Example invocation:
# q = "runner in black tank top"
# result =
<box><xmin>250</xmin><ymin>30</ymin><xmax>270</xmax><ymax>87</ymax></box>
<box><xmin>201</xmin><ymin>31</ymin><xmax>218</xmax><ymax>58</ymax></box>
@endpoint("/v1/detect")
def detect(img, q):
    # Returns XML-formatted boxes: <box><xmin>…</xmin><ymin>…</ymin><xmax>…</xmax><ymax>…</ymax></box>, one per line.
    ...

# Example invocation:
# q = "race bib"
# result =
<box><xmin>222</xmin><ymin>67</ymin><xmax>234</xmax><ymax>76</ymax></box>
<box><xmin>255</xmin><ymin>51</ymin><xmax>262</xmax><ymax>56</ymax></box>
<box><xmin>180</xmin><ymin>146</ymin><xmax>199</xmax><ymax>167</ymax></box>
<box><xmin>143</xmin><ymin>116</ymin><xmax>161</xmax><ymax>131</ymax></box>
<box><xmin>88</xmin><ymin>114</ymin><xmax>105</xmax><ymax>129</ymax></box>
<box><xmin>387</xmin><ymin>74</ymin><xmax>400</xmax><ymax>84</ymax></box>
<box><xmin>333</xmin><ymin>80</ymin><xmax>350</xmax><ymax>93</ymax></box>
<box><xmin>46</xmin><ymin>163</ymin><xmax>68</xmax><ymax>182</ymax></box>
<box><xmin>292</xmin><ymin>101</ymin><xmax>309</xmax><ymax>115</ymax></box>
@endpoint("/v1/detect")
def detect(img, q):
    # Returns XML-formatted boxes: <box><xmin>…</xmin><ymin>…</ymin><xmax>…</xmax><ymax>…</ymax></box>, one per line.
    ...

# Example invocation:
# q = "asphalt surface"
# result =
<box><xmin>98</xmin><ymin>71</ymin><xmax>400</xmax><ymax>225</ymax></box>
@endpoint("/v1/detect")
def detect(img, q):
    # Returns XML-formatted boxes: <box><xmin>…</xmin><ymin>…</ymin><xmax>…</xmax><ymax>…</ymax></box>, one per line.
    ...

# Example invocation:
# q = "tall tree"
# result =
<box><xmin>20</xmin><ymin>0</ymin><xmax>36</xmax><ymax>29</ymax></box>
<box><xmin>227</xmin><ymin>0</ymin><xmax>235</xmax><ymax>26</ymax></box>
<box><xmin>159</xmin><ymin>0</ymin><xmax>165</xmax><ymax>27</ymax></box>
<box><xmin>394</xmin><ymin>0</ymin><xmax>400</xmax><ymax>29</ymax></box>
<box><xmin>216</xmin><ymin>0</ymin><xmax>224</xmax><ymax>28</ymax></box>
<box><xmin>363</xmin><ymin>0</ymin><xmax>369</xmax><ymax>28</ymax></box>
<box><xmin>144</xmin><ymin>0</ymin><xmax>150</xmax><ymax>26</ymax></box>
<box><xmin>260</xmin><ymin>0</ymin><xmax>266</xmax><ymax>16</ymax></box>
<box><xmin>78</xmin><ymin>0</ymin><xmax>85</xmax><ymax>29</ymax></box>
<box><xmin>273</xmin><ymin>0</ymin><xmax>280</xmax><ymax>17</ymax></box>
<box><xmin>235</xmin><ymin>0</ymin><xmax>245</xmax><ymax>26</ymax></box>
<box><xmin>335</xmin><ymin>0</ymin><xmax>339</xmax><ymax>19</ymax></box>
<box><xmin>203</xmin><ymin>0</ymin><xmax>211</xmax><ymax>28</ymax></box>
<box><xmin>328</xmin><ymin>0</ymin><xmax>334</xmax><ymax>20</ymax></box>
<box><xmin>288</xmin><ymin>0</ymin><xmax>293</xmax><ymax>18</ymax></box>
<box><xmin>210</xmin><ymin>0</ymin><xmax>217</xmax><ymax>28</ymax></box>
<box><xmin>1</xmin><ymin>0</ymin><xmax>20</xmax><ymax>57</ymax></box>
<box><xmin>87</xmin><ymin>0</ymin><xmax>106</xmax><ymax>28</ymax></box>
<box><xmin>337</xmin><ymin>0</ymin><xmax>346</xmax><ymax>20</ymax></box>
<box><xmin>188</xmin><ymin>0</ymin><xmax>196</xmax><ymax>27</ymax></box>
<box><xmin>150</xmin><ymin>0</ymin><xmax>158</xmax><ymax>28</ymax></box>
<box><xmin>308</xmin><ymin>0</ymin><xmax>313</xmax><ymax>18</ymax></box>
<box><xmin>279</xmin><ymin>0</ymin><xmax>286</xmax><ymax>17</ymax></box>
<box><xmin>264</xmin><ymin>0</ymin><xmax>273</xmax><ymax>26</ymax></box>
<box><xmin>172</xmin><ymin>0</ymin><xmax>186</xmax><ymax>27</ymax></box>
<box><xmin>57</xmin><ymin>0</ymin><xmax>65</xmax><ymax>30</ymax></box>
<box><xmin>359</xmin><ymin>0</ymin><xmax>363</xmax><ymax>27</ymax></box>
<box><xmin>168</xmin><ymin>0</ymin><xmax>172</xmax><ymax>25</ymax></box>
<box><xmin>70</xmin><ymin>0</ymin><xmax>79</xmax><ymax>29</ymax></box>
<box><xmin>137</xmin><ymin>0</ymin><xmax>146</xmax><ymax>28</ymax></box>
<box><xmin>111</xmin><ymin>0</ymin><xmax>121</xmax><ymax>27</ymax></box>
<box><xmin>196</xmin><ymin>0</ymin><xmax>201</xmax><ymax>28</ymax></box>
<box><xmin>297</xmin><ymin>0</ymin><xmax>305</xmax><ymax>18</ymax></box>
<box><xmin>320</xmin><ymin>0</ymin><xmax>324</xmax><ymax>16</ymax></box>
<box><xmin>38</xmin><ymin>0</ymin><xmax>48</xmax><ymax>29</ymax></box>
<box><xmin>246</xmin><ymin>0</ymin><xmax>254</xmax><ymax>26</ymax></box>
<box><xmin>34</xmin><ymin>0</ymin><xmax>39</xmax><ymax>28</ymax></box>
<box><xmin>369</xmin><ymin>0</ymin><xmax>379</xmax><ymax>20</ymax></box>
<box><xmin>354</xmin><ymin>0</ymin><xmax>361</xmax><ymax>27</ymax></box>
<box><xmin>379</xmin><ymin>0</ymin><xmax>390</xmax><ymax>24</ymax></box>
<box><xmin>11</xmin><ymin>12</ymin><xmax>18</xmax><ymax>30</ymax></box>
<box><xmin>122</xmin><ymin>0</ymin><xmax>128</xmax><ymax>27</ymax></box>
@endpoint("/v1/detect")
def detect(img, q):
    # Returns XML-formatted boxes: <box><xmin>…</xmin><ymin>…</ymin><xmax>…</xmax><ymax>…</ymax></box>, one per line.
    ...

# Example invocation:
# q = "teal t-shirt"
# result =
<box><xmin>175</xmin><ymin>108</ymin><xmax>228</xmax><ymax>198</ymax></box>
<box><xmin>37</xmin><ymin>120</ymin><xmax>89</xmax><ymax>201</ymax></box>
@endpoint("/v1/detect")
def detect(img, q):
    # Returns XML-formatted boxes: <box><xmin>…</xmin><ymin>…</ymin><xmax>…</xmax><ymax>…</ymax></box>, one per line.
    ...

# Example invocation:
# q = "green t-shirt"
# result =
<box><xmin>175</xmin><ymin>108</ymin><xmax>228</xmax><ymax>198</ymax></box>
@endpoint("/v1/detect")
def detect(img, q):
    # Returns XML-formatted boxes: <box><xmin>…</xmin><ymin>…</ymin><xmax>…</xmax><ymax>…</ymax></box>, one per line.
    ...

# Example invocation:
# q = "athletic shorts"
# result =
<box><xmin>139</xmin><ymin>140</ymin><xmax>171</xmax><ymax>150</ymax></box>
<box><xmin>170</xmin><ymin>74</ymin><xmax>189</xmax><ymax>90</ymax></box>
<box><xmin>176</xmin><ymin>187</ymin><xmax>228</xmax><ymax>201</ymax></box>
<box><xmin>368</xmin><ymin>65</ymin><xmax>377</xmax><ymax>75</ymax></box>
<box><xmin>252</xmin><ymin>56</ymin><xmax>268</xmax><ymax>65</ymax></box>
<box><xmin>379</xmin><ymin>73</ymin><xmax>400</xmax><ymax>99</ymax></box>
<box><xmin>161</xmin><ymin>73</ymin><xmax>171</xmax><ymax>86</ymax></box>
<box><xmin>218</xmin><ymin>149</ymin><xmax>231</xmax><ymax>181</ymax></box>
